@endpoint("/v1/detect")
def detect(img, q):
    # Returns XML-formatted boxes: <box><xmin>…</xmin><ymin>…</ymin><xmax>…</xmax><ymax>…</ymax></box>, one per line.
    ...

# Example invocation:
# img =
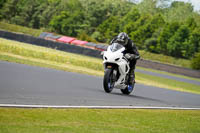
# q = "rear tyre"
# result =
<box><xmin>103</xmin><ymin>69</ymin><xmax>115</xmax><ymax>93</ymax></box>
<box><xmin>121</xmin><ymin>83</ymin><xmax>135</xmax><ymax>95</ymax></box>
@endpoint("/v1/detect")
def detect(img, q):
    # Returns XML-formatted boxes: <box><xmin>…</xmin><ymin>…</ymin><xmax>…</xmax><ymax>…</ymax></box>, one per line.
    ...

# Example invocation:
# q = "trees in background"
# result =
<box><xmin>49</xmin><ymin>10</ymin><xmax>85</xmax><ymax>36</ymax></box>
<box><xmin>0</xmin><ymin>0</ymin><xmax>7</xmax><ymax>19</ymax></box>
<box><xmin>0</xmin><ymin>0</ymin><xmax>200</xmax><ymax>68</ymax></box>
<box><xmin>49</xmin><ymin>0</ymin><xmax>85</xmax><ymax>37</ymax></box>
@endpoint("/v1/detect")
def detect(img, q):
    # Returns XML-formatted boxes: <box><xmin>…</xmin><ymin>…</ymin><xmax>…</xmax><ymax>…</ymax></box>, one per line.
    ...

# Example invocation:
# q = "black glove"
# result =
<box><xmin>125</xmin><ymin>53</ymin><xmax>135</xmax><ymax>60</ymax></box>
<box><xmin>125</xmin><ymin>53</ymin><xmax>140</xmax><ymax>60</ymax></box>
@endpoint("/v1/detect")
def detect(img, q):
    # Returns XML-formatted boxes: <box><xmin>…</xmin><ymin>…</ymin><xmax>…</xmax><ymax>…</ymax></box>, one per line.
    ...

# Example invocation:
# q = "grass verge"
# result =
<box><xmin>0</xmin><ymin>108</ymin><xmax>200</xmax><ymax>133</ymax></box>
<box><xmin>139</xmin><ymin>50</ymin><xmax>191</xmax><ymax>68</ymax></box>
<box><xmin>0</xmin><ymin>53</ymin><xmax>103</xmax><ymax>76</ymax></box>
<box><xmin>0</xmin><ymin>38</ymin><xmax>199</xmax><ymax>94</ymax></box>
<box><xmin>137</xmin><ymin>66</ymin><xmax>200</xmax><ymax>82</ymax></box>
<box><xmin>136</xmin><ymin>72</ymin><xmax>200</xmax><ymax>93</ymax></box>
<box><xmin>0</xmin><ymin>21</ymin><xmax>43</xmax><ymax>37</ymax></box>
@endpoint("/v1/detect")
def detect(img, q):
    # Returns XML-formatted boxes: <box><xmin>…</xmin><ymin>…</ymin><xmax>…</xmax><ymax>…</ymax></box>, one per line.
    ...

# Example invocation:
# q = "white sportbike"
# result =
<box><xmin>102</xmin><ymin>43</ymin><xmax>135</xmax><ymax>95</ymax></box>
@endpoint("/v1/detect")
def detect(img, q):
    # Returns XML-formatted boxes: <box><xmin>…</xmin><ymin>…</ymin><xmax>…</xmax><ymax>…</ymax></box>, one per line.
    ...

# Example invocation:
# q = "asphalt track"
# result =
<box><xmin>0</xmin><ymin>61</ymin><xmax>200</xmax><ymax>108</ymax></box>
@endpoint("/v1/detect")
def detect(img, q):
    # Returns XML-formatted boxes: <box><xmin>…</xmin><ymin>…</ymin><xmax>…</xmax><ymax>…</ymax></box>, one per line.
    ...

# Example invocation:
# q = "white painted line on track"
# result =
<box><xmin>0</xmin><ymin>104</ymin><xmax>200</xmax><ymax>110</ymax></box>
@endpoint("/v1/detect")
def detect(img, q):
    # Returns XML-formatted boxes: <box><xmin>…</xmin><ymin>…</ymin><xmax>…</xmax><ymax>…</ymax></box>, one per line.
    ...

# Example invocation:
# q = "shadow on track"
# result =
<box><xmin>114</xmin><ymin>92</ymin><xmax>165</xmax><ymax>103</ymax></box>
<box><xmin>98</xmin><ymin>89</ymin><xmax>168</xmax><ymax>104</ymax></box>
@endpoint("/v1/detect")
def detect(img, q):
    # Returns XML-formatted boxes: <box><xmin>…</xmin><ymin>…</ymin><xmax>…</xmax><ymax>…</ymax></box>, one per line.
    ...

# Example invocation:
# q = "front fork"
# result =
<box><xmin>104</xmin><ymin>64</ymin><xmax>118</xmax><ymax>82</ymax></box>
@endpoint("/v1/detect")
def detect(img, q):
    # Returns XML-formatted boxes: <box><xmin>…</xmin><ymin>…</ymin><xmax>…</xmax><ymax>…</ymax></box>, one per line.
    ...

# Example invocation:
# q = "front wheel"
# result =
<box><xmin>103</xmin><ymin>69</ymin><xmax>115</xmax><ymax>93</ymax></box>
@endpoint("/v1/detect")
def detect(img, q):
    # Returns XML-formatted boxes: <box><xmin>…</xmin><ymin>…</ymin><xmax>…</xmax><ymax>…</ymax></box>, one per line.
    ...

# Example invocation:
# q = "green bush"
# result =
<box><xmin>78</xmin><ymin>32</ymin><xmax>98</xmax><ymax>43</ymax></box>
<box><xmin>145</xmin><ymin>38</ymin><xmax>159</xmax><ymax>53</ymax></box>
<box><xmin>191</xmin><ymin>53</ymin><xmax>200</xmax><ymax>70</ymax></box>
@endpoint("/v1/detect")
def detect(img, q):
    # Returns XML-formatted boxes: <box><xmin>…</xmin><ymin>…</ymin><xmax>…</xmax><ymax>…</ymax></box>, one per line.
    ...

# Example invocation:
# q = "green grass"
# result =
<box><xmin>0</xmin><ymin>21</ymin><xmax>43</xmax><ymax>37</ymax></box>
<box><xmin>0</xmin><ymin>37</ymin><xmax>200</xmax><ymax>94</ymax></box>
<box><xmin>0</xmin><ymin>37</ymin><xmax>103</xmax><ymax>71</ymax></box>
<box><xmin>0</xmin><ymin>108</ymin><xmax>199</xmax><ymax>133</ymax></box>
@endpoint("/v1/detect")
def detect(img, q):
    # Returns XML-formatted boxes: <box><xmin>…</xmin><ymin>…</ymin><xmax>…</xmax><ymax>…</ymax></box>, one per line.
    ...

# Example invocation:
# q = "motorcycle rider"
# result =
<box><xmin>110</xmin><ymin>32</ymin><xmax>140</xmax><ymax>86</ymax></box>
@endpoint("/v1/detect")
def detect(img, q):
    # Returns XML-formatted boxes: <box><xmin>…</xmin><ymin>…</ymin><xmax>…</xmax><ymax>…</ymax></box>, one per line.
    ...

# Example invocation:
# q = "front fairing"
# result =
<box><xmin>103</xmin><ymin>43</ymin><xmax>125</xmax><ymax>64</ymax></box>
<box><xmin>103</xmin><ymin>43</ymin><xmax>129</xmax><ymax>75</ymax></box>
<box><xmin>103</xmin><ymin>47</ymin><xmax>124</xmax><ymax>63</ymax></box>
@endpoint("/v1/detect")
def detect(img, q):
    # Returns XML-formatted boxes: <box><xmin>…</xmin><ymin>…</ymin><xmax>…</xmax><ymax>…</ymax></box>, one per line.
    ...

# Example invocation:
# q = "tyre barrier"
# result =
<box><xmin>0</xmin><ymin>30</ymin><xmax>101</xmax><ymax>58</ymax></box>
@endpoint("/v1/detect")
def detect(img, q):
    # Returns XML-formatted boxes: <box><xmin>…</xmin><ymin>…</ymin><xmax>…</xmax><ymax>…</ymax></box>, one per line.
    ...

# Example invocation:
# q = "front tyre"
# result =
<box><xmin>103</xmin><ymin>69</ymin><xmax>115</xmax><ymax>93</ymax></box>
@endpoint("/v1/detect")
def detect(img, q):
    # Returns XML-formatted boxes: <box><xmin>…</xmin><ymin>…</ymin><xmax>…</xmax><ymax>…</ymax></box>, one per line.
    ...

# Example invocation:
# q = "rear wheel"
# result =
<box><xmin>103</xmin><ymin>69</ymin><xmax>115</xmax><ymax>93</ymax></box>
<box><xmin>121</xmin><ymin>82</ymin><xmax>135</xmax><ymax>95</ymax></box>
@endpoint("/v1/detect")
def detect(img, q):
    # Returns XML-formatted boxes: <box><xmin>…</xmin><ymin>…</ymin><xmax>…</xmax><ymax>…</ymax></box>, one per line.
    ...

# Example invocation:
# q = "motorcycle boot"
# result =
<box><xmin>128</xmin><ymin>68</ymin><xmax>135</xmax><ymax>86</ymax></box>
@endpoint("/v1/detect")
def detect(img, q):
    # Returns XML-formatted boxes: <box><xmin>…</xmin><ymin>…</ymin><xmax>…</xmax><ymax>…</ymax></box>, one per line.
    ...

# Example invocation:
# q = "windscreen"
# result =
<box><xmin>110</xmin><ymin>43</ymin><xmax>124</xmax><ymax>52</ymax></box>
